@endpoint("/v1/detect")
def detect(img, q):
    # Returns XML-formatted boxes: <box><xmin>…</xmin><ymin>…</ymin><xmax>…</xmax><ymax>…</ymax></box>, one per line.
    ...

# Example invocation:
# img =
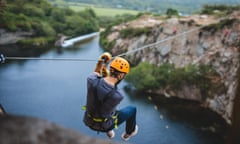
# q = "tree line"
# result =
<box><xmin>0</xmin><ymin>0</ymin><xmax>99</xmax><ymax>46</ymax></box>
<box><xmin>62</xmin><ymin>0</ymin><xmax>240</xmax><ymax>14</ymax></box>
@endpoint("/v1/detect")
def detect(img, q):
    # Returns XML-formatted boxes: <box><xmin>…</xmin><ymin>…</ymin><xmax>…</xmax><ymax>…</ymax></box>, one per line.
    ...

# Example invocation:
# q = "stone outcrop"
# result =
<box><xmin>0</xmin><ymin>29</ymin><xmax>34</xmax><ymax>45</ymax></box>
<box><xmin>0</xmin><ymin>115</ymin><xmax>118</xmax><ymax>144</ymax></box>
<box><xmin>105</xmin><ymin>11</ymin><xmax>240</xmax><ymax>124</ymax></box>
<box><xmin>0</xmin><ymin>104</ymin><xmax>5</xmax><ymax>115</ymax></box>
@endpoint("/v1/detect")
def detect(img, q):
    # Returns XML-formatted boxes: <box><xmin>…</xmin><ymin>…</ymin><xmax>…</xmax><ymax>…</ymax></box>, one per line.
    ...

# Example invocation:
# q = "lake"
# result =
<box><xmin>0</xmin><ymin>36</ymin><xmax>227</xmax><ymax>144</ymax></box>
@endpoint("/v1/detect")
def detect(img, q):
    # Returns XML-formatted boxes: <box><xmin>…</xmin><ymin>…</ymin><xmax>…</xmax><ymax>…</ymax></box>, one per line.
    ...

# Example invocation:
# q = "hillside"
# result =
<box><xmin>100</xmin><ymin>7</ymin><xmax>240</xmax><ymax>124</ymax></box>
<box><xmin>62</xmin><ymin>0</ymin><xmax>240</xmax><ymax>14</ymax></box>
<box><xmin>0</xmin><ymin>0</ymin><xmax>99</xmax><ymax>46</ymax></box>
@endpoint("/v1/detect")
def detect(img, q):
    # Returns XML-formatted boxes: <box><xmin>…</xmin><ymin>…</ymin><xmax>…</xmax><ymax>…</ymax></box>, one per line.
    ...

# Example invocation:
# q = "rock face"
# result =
<box><xmin>0</xmin><ymin>29</ymin><xmax>34</xmax><ymax>45</ymax></box>
<box><xmin>105</xmin><ymin>11</ymin><xmax>240</xmax><ymax>124</ymax></box>
<box><xmin>0</xmin><ymin>115</ymin><xmax>118</xmax><ymax>144</ymax></box>
<box><xmin>0</xmin><ymin>104</ymin><xmax>5</xmax><ymax>115</ymax></box>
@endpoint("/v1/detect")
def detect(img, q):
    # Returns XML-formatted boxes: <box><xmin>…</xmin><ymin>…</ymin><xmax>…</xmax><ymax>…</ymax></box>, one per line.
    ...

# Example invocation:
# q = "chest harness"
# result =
<box><xmin>82</xmin><ymin>77</ymin><xmax>118</xmax><ymax>131</ymax></box>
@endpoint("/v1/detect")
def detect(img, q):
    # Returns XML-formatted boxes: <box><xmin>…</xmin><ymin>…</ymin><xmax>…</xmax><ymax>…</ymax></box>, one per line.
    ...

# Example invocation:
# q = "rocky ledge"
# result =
<box><xmin>104</xmin><ymin>11</ymin><xmax>240</xmax><ymax>124</ymax></box>
<box><xmin>0</xmin><ymin>115</ymin><xmax>118</xmax><ymax>144</ymax></box>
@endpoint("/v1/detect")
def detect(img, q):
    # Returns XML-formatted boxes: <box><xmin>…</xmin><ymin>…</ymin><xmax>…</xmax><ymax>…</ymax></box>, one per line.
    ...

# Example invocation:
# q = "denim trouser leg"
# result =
<box><xmin>117</xmin><ymin>106</ymin><xmax>137</xmax><ymax>134</ymax></box>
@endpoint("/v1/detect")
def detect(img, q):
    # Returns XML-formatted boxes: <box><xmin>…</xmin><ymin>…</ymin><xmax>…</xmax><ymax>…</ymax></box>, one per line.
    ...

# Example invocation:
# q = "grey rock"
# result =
<box><xmin>0</xmin><ymin>115</ymin><xmax>118</xmax><ymax>144</ymax></box>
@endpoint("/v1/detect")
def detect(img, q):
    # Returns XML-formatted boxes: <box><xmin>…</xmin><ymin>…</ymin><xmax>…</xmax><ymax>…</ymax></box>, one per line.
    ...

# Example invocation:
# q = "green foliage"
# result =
<box><xmin>62</xmin><ymin>0</ymin><xmax>240</xmax><ymax>14</ymax></box>
<box><xmin>120</xmin><ymin>27</ymin><xmax>152</xmax><ymax>38</ymax></box>
<box><xmin>22</xmin><ymin>4</ymin><xmax>45</xmax><ymax>17</ymax></box>
<box><xmin>17</xmin><ymin>37</ymin><xmax>50</xmax><ymax>46</ymax></box>
<box><xmin>99</xmin><ymin>36</ymin><xmax>115</xmax><ymax>51</ymax></box>
<box><xmin>201</xmin><ymin>4</ymin><xmax>240</xmax><ymax>15</ymax></box>
<box><xmin>202</xmin><ymin>18</ymin><xmax>236</xmax><ymax>32</ymax></box>
<box><xmin>0</xmin><ymin>0</ymin><xmax>7</xmax><ymax>17</ymax></box>
<box><xmin>99</xmin><ymin>13</ymin><xmax>138</xmax><ymax>50</ymax></box>
<box><xmin>1</xmin><ymin>0</ymin><xmax>99</xmax><ymax>46</ymax></box>
<box><xmin>51</xmin><ymin>8</ymin><xmax>66</xmax><ymax>22</ymax></box>
<box><xmin>125</xmin><ymin>62</ymin><xmax>218</xmax><ymax>92</ymax></box>
<box><xmin>166</xmin><ymin>8</ymin><xmax>179</xmax><ymax>17</ymax></box>
<box><xmin>2</xmin><ymin>12</ymin><xmax>20</xmax><ymax>31</ymax></box>
<box><xmin>33</xmin><ymin>21</ymin><xmax>56</xmax><ymax>36</ymax></box>
<box><xmin>99</xmin><ymin>14</ymin><xmax>138</xmax><ymax>28</ymax></box>
<box><xmin>125</xmin><ymin>62</ymin><xmax>159</xmax><ymax>91</ymax></box>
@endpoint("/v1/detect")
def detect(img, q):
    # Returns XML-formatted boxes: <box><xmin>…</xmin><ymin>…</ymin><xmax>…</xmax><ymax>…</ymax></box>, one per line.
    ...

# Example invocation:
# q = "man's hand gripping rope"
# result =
<box><xmin>95</xmin><ymin>52</ymin><xmax>112</xmax><ymax>77</ymax></box>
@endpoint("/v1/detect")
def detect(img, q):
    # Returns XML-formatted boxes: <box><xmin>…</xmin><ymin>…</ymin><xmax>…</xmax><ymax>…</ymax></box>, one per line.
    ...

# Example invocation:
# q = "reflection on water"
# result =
<box><xmin>0</xmin><ymin>37</ymin><xmax>227</xmax><ymax>144</ymax></box>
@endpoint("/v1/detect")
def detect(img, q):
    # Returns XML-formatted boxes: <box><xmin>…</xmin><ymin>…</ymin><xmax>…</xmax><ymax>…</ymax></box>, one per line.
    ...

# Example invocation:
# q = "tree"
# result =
<box><xmin>166</xmin><ymin>8</ymin><xmax>179</xmax><ymax>17</ymax></box>
<box><xmin>0</xmin><ymin>0</ymin><xmax>7</xmax><ymax>17</ymax></box>
<box><xmin>125</xmin><ymin>62</ymin><xmax>158</xmax><ymax>91</ymax></box>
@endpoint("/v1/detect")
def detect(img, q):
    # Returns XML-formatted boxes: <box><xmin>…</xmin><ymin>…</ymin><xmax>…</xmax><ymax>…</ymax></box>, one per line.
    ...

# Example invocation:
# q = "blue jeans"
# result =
<box><xmin>115</xmin><ymin>106</ymin><xmax>137</xmax><ymax>134</ymax></box>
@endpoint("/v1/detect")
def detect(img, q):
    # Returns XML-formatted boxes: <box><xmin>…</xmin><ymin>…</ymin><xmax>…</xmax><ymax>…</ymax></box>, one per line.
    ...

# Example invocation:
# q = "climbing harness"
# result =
<box><xmin>83</xmin><ymin>77</ymin><xmax>118</xmax><ymax>132</ymax></box>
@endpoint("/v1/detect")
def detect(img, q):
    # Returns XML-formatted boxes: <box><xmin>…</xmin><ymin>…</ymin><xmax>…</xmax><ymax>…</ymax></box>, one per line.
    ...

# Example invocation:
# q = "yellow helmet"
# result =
<box><xmin>110</xmin><ymin>57</ymin><xmax>130</xmax><ymax>74</ymax></box>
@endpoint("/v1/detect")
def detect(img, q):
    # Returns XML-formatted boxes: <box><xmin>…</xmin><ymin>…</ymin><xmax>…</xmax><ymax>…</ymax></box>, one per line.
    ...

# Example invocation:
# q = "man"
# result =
<box><xmin>83</xmin><ymin>52</ymin><xmax>138</xmax><ymax>141</ymax></box>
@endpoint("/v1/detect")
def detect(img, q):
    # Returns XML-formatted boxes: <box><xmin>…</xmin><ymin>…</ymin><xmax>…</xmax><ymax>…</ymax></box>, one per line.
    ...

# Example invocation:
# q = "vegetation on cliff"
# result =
<box><xmin>125</xmin><ymin>62</ymin><xmax>220</xmax><ymax>97</ymax></box>
<box><xmin>99</xmin><ymin>5</ymin><xmax>240</xmax><ymax>101</ymax></box>
<box><xmin>61</xmin><ymin>0</ymin><xmax>240</xmax><ymax>14</ymax></box>
<box><xmin>200</xmin><ymin>4</ymin><xmax>240</xmax><ymax>16</ymax></box>
<box><xmin>100</xmin><ymin>4</ymin><xmax>240</xmax><ymax>51</ymax></box>
<box><xmin>0</xmin><ymin>0</ymin><xmax>99</xmax><ymax>46</ymax></box>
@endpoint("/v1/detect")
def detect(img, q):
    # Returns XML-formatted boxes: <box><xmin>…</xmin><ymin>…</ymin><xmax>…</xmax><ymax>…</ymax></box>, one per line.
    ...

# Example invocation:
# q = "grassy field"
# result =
<box><xmin>70</xmin><ymin>5</ymin><xmax>139</xmax><ymax>17</ymax></box>
<box><xmin>50</xmin><ymin>0</ymin><xmax>140</xmax><ymax>17</ymax></box>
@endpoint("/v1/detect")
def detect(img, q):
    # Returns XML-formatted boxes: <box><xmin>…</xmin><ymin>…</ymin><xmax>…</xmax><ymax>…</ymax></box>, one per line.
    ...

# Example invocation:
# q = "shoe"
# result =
<box><xmin>106</xmin><ymin>130</ymin><xmax>115</xmax><ymax>139</ymax></box>
<box><xmin>121</xmin><ymin>125</ymin><xmax>138</xmax><ymax>141</ymax></box>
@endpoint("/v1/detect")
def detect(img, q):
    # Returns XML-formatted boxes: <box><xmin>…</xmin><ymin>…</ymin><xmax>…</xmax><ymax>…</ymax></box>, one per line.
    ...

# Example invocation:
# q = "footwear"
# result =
<box><xmin>106</xmin><ymin>130</ymin><xmax>115</xmax><ymax>139</ymax></box>
<box><xmin>121</xmin><ymin>125</ymin><xmax>138</xmax><ymax>141</ymax></box>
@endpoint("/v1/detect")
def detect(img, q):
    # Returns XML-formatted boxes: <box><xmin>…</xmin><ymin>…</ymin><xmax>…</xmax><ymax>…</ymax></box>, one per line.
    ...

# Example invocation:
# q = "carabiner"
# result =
<box><xmin>0</xmin><ymin>54</ymin><xmax>5</xmax><ymax>63</ymax></box>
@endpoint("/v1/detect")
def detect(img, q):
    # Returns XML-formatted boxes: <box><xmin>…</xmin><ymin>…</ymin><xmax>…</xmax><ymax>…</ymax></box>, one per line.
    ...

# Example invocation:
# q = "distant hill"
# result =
<box><xmin>62</xmin><ymin>0</ymin><xmax>240</xmax><ymax>14</ymax></box>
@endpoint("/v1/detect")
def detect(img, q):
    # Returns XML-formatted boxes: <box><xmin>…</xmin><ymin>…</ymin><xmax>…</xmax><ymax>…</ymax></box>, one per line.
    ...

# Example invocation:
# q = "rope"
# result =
<box><xmin>0</xmin><ymin>53</ymin><xmax>98</xmax><ymax>62</ymax></box>
<box><xmin>117</xmin><ymin>27</ymin><xmax>202</xmax><ymax>57</ymax></box>
<box><xmin>0</xmin><ymin>14</ymin><xmax>231</xmax><ymax>63</ymax></box>
<box><xmin>0</xmin><ymin>24</ymin><xmax>208</xmax><ymax>63</ymax></box>
<box><xmin>117</xmin><ymin>15</ymin><xmax>231</xmax><ymax>58</ymax></box>
<box><xmin>4</xmin><ymin>56</ymin><xmax>98</xmax><ymax>62</ymax></box>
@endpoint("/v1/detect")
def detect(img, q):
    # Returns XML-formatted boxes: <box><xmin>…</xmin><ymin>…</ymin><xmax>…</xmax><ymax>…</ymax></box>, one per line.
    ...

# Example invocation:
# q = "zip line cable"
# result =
<box><xmin>117</xmin><ymin>26</ymin><xmax>203</xmax><ymax>57</ymax></box>
<box><xmin>0</xmin><ymin>25</ymin><xmax>208</xmax><ymax>63</ymax></box>
<box><xmin>0</xmin><ymin>14</ymin><xmax>232</xmax><ymax>63</ymax></box>
<box><xmin>4</xmin><ymin>56</ymin><xmax>98</xmax><ymax>62</ymax></box>
<box><xmin>117</xmin><ymin>15</ymin><xmax>230</xmax><ymax>57</ymax></box>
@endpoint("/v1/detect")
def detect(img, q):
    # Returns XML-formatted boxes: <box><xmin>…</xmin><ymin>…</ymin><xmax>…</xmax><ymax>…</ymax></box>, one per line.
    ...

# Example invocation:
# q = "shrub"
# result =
<box><xmin>23</xmin><ymin>4</ymin><xmax>45</xmax><ymax>18</ymax></box>
<box><xmin>201</xmin><ymin>4</ymin><xmax>240</xmax><ymax>15</ymax></box>
<box><xmin>32</xmin><ymin>21</ymin><xmax>56</xmax><ymax>36</ymax></box>
<box><xmin>125</xmin><ymin>62</ymin><xmax>219</xmax><ymax>92</ymax></box>
<box><xmin>166</xmin><ymin>8</ymin><xmax>179</xmax><ymax>17</ymax></box>
<box><xmin>202</xmin><ymin>18</ymin><xmax>236</xmax><ymax>32</ymax></box>
<box><xmin>125</xmin><ymin>62</ymin><xmax>159</xmax><ymax>91</ymax></box>
<box><xmin>50</xmin><ymin>8</ymin><xmax>66</xmax><ymax>22</ymax></box>
<box><xmin>120</xmin><ymin>27</ymin><xmax>152</xmax><ymax>38</ymax></box>
<box><xmin>17</xmin><ymin>37</ymin><xmax>49</xmax><ymax>46</ymax></box>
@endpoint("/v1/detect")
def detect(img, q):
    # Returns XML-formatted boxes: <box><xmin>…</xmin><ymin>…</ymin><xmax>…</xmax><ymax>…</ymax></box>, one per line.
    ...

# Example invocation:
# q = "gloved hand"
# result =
<box><xmin>99</xmin><ymin>52</ymin><xmax>112</xmax><ymax>77</ymax></box>
<box><xmin>99</xmin><ymin>52</ymin><xmax>112</xmax><ymax>64</ymax></box>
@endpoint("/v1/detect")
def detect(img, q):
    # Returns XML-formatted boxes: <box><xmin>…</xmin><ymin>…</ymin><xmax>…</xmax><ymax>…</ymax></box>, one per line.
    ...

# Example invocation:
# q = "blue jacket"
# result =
<box><xmin>83</xmin><ymin>73</ymin><xmax>123</xmax><ymax>132</ymax></box>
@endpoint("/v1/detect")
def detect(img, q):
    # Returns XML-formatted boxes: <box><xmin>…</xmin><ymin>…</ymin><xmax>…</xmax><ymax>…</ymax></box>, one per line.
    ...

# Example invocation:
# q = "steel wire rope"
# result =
<box><xmin>117</xmin><ymin>26</ymin><xmax>203</xmax><ymax>58</ymax></box>
<box><xmin>116</xmin><ymin>14</ymin><xmax>231</xmax><ymax>58</ymax></box>
<box><xmin>1</xmin><ymin>15</ymin><xmax>228</xmax><ymax>63</ymax></box>
<box><xmin>0</xmin><ymin>26</ymin><xmax>205</xmax><ymax>63</ymax></box>
<box><xmin>3</xmin><ymin>56</ymin><xmax>98</xmax><ymax>62</ymax></box>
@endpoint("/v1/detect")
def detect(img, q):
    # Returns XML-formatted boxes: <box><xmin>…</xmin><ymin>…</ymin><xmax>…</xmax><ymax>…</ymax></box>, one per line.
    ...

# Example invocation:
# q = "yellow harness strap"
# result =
<box><xmin>82</xmin><ymin>106</ymin><xmax>118</xmax><ymax>129</ymax></box>
<box><xmin>87</xmin><ymin>113</ymin><xmax>108</xmax><ymax>122</ymax></box>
